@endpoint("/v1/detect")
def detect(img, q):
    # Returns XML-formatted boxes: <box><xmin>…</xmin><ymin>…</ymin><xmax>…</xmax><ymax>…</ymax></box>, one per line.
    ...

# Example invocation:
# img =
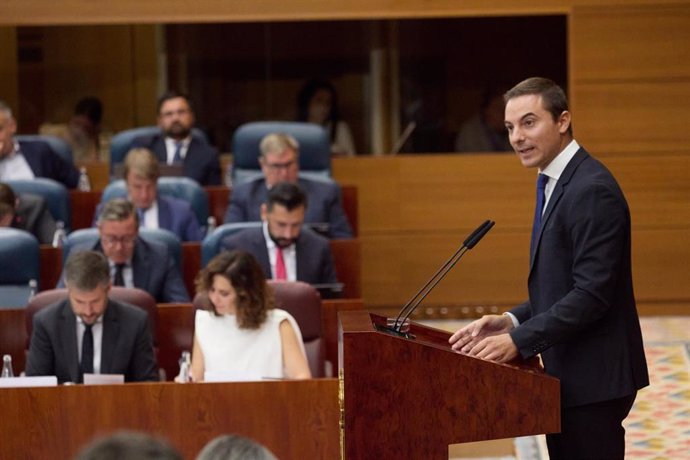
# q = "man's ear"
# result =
<box><xmin>558</xmin><ymin>111</ymin><xmax>572</xmax><ymax>134</ymax></box>
<box><xmin>260</xmin><ymin>204</ymin><xmax>268</xmax><ymax>222</ymax></box>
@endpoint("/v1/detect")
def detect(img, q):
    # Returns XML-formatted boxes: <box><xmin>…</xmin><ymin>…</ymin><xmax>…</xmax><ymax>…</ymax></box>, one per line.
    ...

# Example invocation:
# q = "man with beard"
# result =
<box><xmin>220</xmin><ymin>181</ymin><xmax>337</xmax><ymax>285</ymax></box>
<box><xmin>132</xmin><ymin>92</ymin><xmax>221</xmax><ymax>186</ymax></box>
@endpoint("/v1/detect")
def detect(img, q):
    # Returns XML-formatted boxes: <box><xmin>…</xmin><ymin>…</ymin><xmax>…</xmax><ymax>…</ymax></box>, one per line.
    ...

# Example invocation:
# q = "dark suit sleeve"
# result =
<box><xmin>510</xmin><ymin>182</ymin><xmax>630</xmax><ymax>358</ymax></box>
<box><xmin>48</xmin><ymin>147</ymin><xmax>79</xmax><ymax>189</ymax></box>
<box><xmin>204</xmin><ymin>146</ymin><xmax>222</xmax><ymax>186</ymax></box>
<box><xmin>160</xmin><ymin>256</ymin><xmax>191</xmax><ymax>303</ymax></box>
<box><xmin>319</xmin><ymin>239</ymin><xmax>338</xmax><ymax>284</ymax></box>
<box><xmin>25</xmin><ymin>313</ymin><xmax>56</xmax><ymax>377</ymax></box>
<box><xmin>326</xmin><ymin>184</ymin><xmax>353</xmax><ymax>238</ymax></box>
<box><xmin>129</xmin><ymin>312</ymin><xmax>159</xmax><ymax>382</ymax></box>
<box><xmin>224</xmin><ymin>186</ymin><xmax>248</xmax><ymax>223</ymax></box>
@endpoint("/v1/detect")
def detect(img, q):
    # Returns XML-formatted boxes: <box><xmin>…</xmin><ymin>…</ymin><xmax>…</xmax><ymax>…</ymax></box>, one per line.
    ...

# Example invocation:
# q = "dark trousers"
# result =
<box><xmin>546</xmin><ymin>393</ymin><xmax>637</xmax><ymax>460</ymax></box>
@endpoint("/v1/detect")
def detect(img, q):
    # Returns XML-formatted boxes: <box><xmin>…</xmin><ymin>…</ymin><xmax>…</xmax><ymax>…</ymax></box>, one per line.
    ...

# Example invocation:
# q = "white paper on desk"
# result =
<box><xmin>83</xmin><ymin>374</ymin><xmax>124</xmax><ymax>385</ymax></box>
<box><xmin>204</xmin><ymin>370</ymin><xmax>263</xmax><ymax>382</ymax></box>
<box><xmin>0</xmin><ymin>376</ymin><xmax>58</xmax><ymax>388</ymax></box>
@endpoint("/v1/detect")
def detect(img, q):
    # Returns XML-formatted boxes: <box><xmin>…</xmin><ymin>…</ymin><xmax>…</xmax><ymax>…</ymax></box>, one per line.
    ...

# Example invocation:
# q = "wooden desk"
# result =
<box><xmin>0</xmin><ymin>379</ymin><xmax>339</xmax><ymax>459</ymax></box>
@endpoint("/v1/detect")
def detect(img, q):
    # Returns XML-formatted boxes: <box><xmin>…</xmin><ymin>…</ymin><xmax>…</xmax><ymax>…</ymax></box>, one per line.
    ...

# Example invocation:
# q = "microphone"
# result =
<box><xmin>390</xmin><ymin>220</ymin><xmax>495</xmax><ymax>334</ymax></box>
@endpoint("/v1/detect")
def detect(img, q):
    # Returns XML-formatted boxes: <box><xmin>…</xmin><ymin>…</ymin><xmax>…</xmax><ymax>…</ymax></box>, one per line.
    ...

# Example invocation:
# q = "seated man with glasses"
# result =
<box><xmin>57</xmin><ymin>198</ymin><xmax>189</xmax><ymax>303</ymax></box>
<box><xmin>132</xmin><ymin>91</ymin><xmax>221</xmax><ymax>186</ymax></box>
<box><xmin>224</xmin><ymin>132</ymin><xmax>353</xmax><ymax>238</ymax></box>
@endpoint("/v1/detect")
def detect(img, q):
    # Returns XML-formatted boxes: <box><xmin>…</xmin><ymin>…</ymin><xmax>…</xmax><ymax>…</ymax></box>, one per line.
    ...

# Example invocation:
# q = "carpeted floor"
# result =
<box><xmin>426</xmin><ymin>316</ymin><xmax>690</xmax><ymax>460</ymax></box>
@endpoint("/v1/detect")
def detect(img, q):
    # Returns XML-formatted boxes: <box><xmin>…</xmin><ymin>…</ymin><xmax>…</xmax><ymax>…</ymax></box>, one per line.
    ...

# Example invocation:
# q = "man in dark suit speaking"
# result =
<box><xmin>449</xmin><ymin>77</ymin><xmax>648</xmax><ymax>460</ymax></box>
<box><xmin>26</xmin><ymin>250</ymin><xmax>158</xmax><ymax>383</ymax></box>
<box><xmin>224</xmin><ymin>132</ymin><xmax>353</xmax><ymax>238</ymax></box>
<box><xmin>221</xmin><ymin>182</ymin><xmax>337</xmax><ymax>285</ymax></box>
<box><xmin>132</xmin><ymin>91</ymin><xmax>221</xmax><ymax>186</ymax></box>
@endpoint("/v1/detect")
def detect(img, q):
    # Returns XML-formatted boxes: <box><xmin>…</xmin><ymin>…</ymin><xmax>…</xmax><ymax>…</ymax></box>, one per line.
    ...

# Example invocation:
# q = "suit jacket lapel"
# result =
<box><xmin>157</xmin><ymin>197</ymin><xmax>172</xmax><ymax>229</ymax></box>
<box><xmin>295</xmin><ymin>231</ymin><xmax>308</xmax><ymax>282</ymax></box>
<box><xmin>100</xmin><ymin>300</ymin><xmax>118</xmax><ymax>374</ymax></box>
<box><xmin>529</xmin><ymin>148</ymin><xmax>589</xmax><ymax>272</ymax></box>
<box><xmin>59</xmin><ymin>301</ymin><xmax>80</xmax><ymax>382</ymax></box>
<box><xmin>132</xmin><ymin>239</ymin><xmax>150</xmax><ymax>290</ymax></box>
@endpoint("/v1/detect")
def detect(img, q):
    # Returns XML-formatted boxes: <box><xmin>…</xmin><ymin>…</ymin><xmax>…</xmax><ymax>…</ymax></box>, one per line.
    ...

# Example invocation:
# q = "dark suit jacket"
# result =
<box><xmin>58</xmin><ymin>237</ymin><xmax>190</xmax><ymax>303</ymax></box>
<box><xmin>18</xmin><ymin>140</ymin><xmax>79</xmax><ymax>189</ymax></box>
<box><xmin>509</xmin><ymin>148</ymin><xmax>649</xmax><ymax>408</ymax></box>
<box><xmin>25</xmin><ymin>298</ymin><xmax>158</xmax><ymax>383</ymax></box>
<box><xmin>92</xmin><ymin>195</ymin><xmax>202</xmax><ymax>241</ymax></box>
<box><xmin>12</xmin><ymin>193</ymin><xmax>56</xmax><ymax>244</ymax></box>
<box><xmin>221</xmin><ymin>226</ymin><xmax>337</xmax><ymax>285</ymax></box>
<box><xmin>224</xmin><ymin>177</ymin><xmax>353</xmax><ymax>238</ymax></box>
<box><xmin>132</xmin><ymin>134</ymin><xmax>222</xmax><ymax>186</ymax></box>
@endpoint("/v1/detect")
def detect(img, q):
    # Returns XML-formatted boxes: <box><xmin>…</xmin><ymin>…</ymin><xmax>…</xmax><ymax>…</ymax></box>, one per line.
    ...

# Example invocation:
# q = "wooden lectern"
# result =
<box><xmin>339</xmin><ymin>311</ymin><xmax>560</xmax><ymax>459</ymax></box>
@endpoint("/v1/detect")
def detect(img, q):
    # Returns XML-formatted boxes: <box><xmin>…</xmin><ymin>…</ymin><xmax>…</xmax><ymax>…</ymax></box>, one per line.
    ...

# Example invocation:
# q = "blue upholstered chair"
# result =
<box><xmin>62</xmin><ymin>227</ymin><xmax>182</xmax><ymax>269</ymax></box>
<box><xmin>6</xmin><ymin>178</ymin><xmax>71</xmax><ymax>230</ymax></box>
<box><xmin>0</xmin><ymin>228</ymin><xmax>40</xmax><ymax>308</ymax></box>
<box><xmin>15</xmin><ymin>134</ymin><xmax>73</xmax><ymax>165</ymax></box>
<box><xmin>231</xmin><ymin>122</ymin><xmax>332</xmax><ymax>184</ymax></box>
<box><xmin>100</xmin><ymin>177</ymin><xmax>209</xmax><ymax>227</ymax></box>
<box><xmin>200</xmin><ymin>222</ymin><xmax>262</xmax><ymax>266</ymax></box>
<box><xmin>110</xmin><ymin>126</ymin><xmax>209</xmax><ymax>166</ymax></box>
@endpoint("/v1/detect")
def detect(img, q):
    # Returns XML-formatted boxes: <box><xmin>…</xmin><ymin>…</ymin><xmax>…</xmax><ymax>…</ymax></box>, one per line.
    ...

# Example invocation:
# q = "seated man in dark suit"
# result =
<box><xmin>0</xmin><ymin>182</ymin><xmax>57</xmax><ymax>244</ymax></box>
<box><xmin>26</xmin><ymin>250</ymin><xmax>158</xmax><ymax>383</ymax></box>
<box><xmin>221</xmin><ymin>182</ymin><xmax>337</xmax><ymax>285</ymax></box>
<box><xmin>131</xmin><ymin>91</ymin><xmax>221</xmax><ymax>186</ymax></box>
<box><xmin>59</xmin><ymin>198</ymin><xmax>190</xmax><ymax>303</ymax></box>
<box><xmin>0</xmin><ymin>99</ymin><xmax>79</xmax><ymax>188</ymax></box>
<box><xmin>224</xmin><ymin>132</ymin><xmax>353</xmax><ymax>238</ymax></box>
<box><xmin>93</xmin><ymin>148</ymin><xmax>202</xmax><ymax>241</ymax></box>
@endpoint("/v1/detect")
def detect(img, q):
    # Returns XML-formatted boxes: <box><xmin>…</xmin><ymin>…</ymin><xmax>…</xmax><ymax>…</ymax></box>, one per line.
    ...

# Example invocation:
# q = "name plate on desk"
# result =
<box><xmin>83</xmin><ymin>374</ymin><xmax>125</xmax><ymax>385</ymax></box>
<box><xmin>0</xmin><ymin>376</ymin><xmax>58</xmax><ymax>388</ymax></box>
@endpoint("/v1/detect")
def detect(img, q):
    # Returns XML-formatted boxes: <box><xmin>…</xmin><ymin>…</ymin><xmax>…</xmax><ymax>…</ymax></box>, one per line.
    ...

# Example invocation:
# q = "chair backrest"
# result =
<box><xmin>192</xmin><ymin>280</ymin><xmax>325</xmax><ymax>377</ymax></box>
<box><xmin>62</xmin><ymin>227</ymin><xmax>182</xmax><ymax>269</ymax></box>
<box><xmin>200</xmin><ymin>222</ymin><xmax>262</xmax><ymax>266</ymax></box>
<box><xmin>231</xmin><ymin>122</ymin><xmax>331</xmax><ymax>184</ymax></box>
<box><xmin>110</xmin><ymin>126</ymin><xmax>209</xmax><ymax>166</ymax></box>
<box><xmin>6</xmin><ymin>178</ymin><xmax>71</xmax><ymax>230</ymax></box>
<box><xmin>0</xmin><ymin>228</ymin><xmax>40</xmax><ymax>287</ymax></box>
<box><xmin>25</xmin><ymin>287</ymin><xmax>159</xmax><ymax>348</ymax></box>
<box><xmin>100</xmin><ymin>178</ymin><xmax>209</xmax><ymax>226</ymax></box>
<box><xmin>15</xmin><ymin>134</ymin><xmax>73</xmax><ymax>165</ymax></box>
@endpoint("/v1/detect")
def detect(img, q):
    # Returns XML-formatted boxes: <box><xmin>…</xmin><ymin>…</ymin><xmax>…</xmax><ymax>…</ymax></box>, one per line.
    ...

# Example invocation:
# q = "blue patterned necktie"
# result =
<box><xmin>172</xmin><ymin>141</ymin><xmax>183</xmax><ymax>163</ymax></box>
<box><xmin>530</xmin><ymin>173</ymin><xmax>550</xmax><ymax>256</ymax></box>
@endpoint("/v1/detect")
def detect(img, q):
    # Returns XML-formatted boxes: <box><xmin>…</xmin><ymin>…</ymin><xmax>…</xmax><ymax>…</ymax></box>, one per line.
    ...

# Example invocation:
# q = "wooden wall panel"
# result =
<box><xmin>0</xmin><ymin>28</ymin><xmax>18</xmax><ymax>110</ymax></box>
<box><xmin>571</xmin><ymin>5</ymin><xmax>690</xmax><ymax>82</ymax></box>
<box><xmin>572</xmin><ymin>81</ymin><xmax>690</xmax><ymax>154</ymax></box>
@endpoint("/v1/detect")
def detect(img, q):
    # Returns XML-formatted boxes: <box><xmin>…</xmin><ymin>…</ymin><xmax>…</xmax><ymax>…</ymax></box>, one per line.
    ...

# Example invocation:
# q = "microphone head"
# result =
<box><xmin>465</xmin><ymin>220</ymin><xmax>495</xmax><ymax>249</ymax></box>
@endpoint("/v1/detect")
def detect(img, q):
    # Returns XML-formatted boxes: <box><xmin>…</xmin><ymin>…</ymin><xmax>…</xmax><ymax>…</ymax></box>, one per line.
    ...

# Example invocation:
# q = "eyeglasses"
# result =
<box><xmin>159</xmin><ymin>108</ymin><xmax>190</xmax><ymax>118</ymax></box>
<box><xmin>264</xmin><ymin>160</ymin><xmax>297</xmax><ymax>171</ymax></box>
<box><xmin>101</xmin><ymin>235</ymin><xmax>137</xmax><ymax>247</ymax></box>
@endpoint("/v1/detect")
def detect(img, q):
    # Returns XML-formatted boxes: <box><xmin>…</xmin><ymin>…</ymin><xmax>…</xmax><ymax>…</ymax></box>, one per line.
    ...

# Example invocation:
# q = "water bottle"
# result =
<box><xmin>77</xmin><ymin>166</ymin><xmax>91</xmax><ymax>192</ymax></box>
<box><xmin>52</xmin><ymin>220</ymin><xmax>67</xmax><ymax>248</ymax></box>
<box><xmin>206</xmin><ymin>216</ymin><xmax>217</xmax><ymax>236</ymax></box>
<box><xmin>1</xmin><ymin>354</ymin><xmax>14</xmax><ymax>378</ymax></box>
<box><xmin>28</xmin><ymin>279</ymin><xmax>37</xmax><ymax>298</ymax></box>
<box><xmin>175</xmin><ymin>351</ymin><xmax>191</xmax><ymax>383</ymax></box>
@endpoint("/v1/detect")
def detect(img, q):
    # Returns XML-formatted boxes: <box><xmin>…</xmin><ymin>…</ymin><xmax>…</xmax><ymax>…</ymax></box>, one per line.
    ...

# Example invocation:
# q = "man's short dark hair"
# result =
<box><xmin>64</xmin><ymin>251</ymin><xmax>110</xmax><ymax>291</ymax></box>
<box><xmin>266</xmin><ymin>182</ymin><xmax>307</xmax><ymax>212</ymax></box>
<box><xmin>157</xmin><ymin>91</ymin><xmax>193</xmax><ymax>114</ymax></box>
<box><xmin>74</xmin><ymin>430</ymin><xmax>182</xmax><ymax>460</ymax></box>
<box><xmin>504</xmin><ymin>77</ymin><xmax>573</xmax><ymax>135</ymax></box>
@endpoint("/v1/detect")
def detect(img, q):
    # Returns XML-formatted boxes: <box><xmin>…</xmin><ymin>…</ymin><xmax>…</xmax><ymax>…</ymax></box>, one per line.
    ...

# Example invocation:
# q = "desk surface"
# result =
<box><xmin>0</xmin><ymin>379</ymin><xmax>339</xmax><ymax>459</ymax></box>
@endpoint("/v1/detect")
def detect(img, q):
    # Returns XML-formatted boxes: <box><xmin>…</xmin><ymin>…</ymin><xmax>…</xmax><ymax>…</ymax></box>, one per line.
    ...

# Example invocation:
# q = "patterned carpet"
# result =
<box><xmin>426</xmin><ymin>316</ymin><xmax>690</xmax><ymax>460</ymax></box>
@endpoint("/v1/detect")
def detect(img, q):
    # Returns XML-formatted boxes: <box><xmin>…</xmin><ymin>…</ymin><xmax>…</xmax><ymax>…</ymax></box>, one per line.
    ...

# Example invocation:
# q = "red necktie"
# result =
<box><xmin>275</xmin><ymin>247</ymin><xmax>287</xmax><ymax>280</ymax></box>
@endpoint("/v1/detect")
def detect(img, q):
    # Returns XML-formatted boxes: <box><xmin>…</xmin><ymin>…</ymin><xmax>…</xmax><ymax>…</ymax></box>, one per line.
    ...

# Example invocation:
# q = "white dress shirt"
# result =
<box><xmin>0</xmin><ymin>142</ymin><xmax>35</xmax><ymax>181</ymax></box>
<box><xmin>109</xmin><ymin>259</ymin><xmax>134</xmax><ymax>288</ymax></box>
<box><xmin>76</xmin><ymin>316</ymin><xmax>104</xmax><ymax>374</ymax></box>
<box><xmin>164</xmin><ymin>137</ymin><xmax>191</xmax><ymax>165</ymax></box>
<box><xmin>139</xmin><ymin>201</ymin><xmax>160</xmax><ymax>230</ymax></box>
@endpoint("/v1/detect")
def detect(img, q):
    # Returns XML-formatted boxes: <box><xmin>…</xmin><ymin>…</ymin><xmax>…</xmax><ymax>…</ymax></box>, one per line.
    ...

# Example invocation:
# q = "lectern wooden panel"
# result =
<box><xmin>0</xmin><ymin>380</ymin><xmax>338</xmax><ymax>459</ymax></box>
<box><xmin>339</xmin><ymin>311</ymin><xmax>560</xmax><ymax>459</ymax></box>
